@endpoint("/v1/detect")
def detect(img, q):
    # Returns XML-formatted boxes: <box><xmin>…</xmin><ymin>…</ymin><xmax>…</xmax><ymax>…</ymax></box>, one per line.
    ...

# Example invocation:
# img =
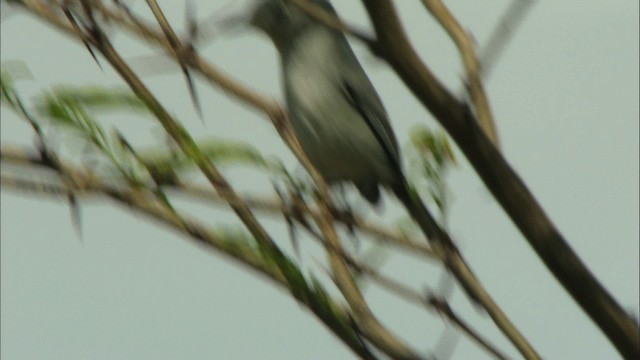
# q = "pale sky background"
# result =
<box><xmin>1</xmin><ymin>1</ymin><xmax>638</xmax><ymax>359</ymax></box>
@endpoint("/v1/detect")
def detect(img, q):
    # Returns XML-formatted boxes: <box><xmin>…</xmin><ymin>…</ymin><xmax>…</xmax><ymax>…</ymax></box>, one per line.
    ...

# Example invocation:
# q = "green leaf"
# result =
<box><xmin>0</xmin><ymin>70</ymin><xmax>18</xmax><ymax>109</ymax></box>
<box><xmin>405</xmin><ymin>124</ymin><xmax>456</xmax><ymax>217</ymax></box>
<box><xmin>48</xmin><ymin>86</ymin><xmax>148</xmax><ymax>113</ymax></box>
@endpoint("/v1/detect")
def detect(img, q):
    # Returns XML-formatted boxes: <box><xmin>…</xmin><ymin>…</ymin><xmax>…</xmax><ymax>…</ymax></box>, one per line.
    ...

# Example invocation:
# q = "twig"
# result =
<box><xmin>479</xmin><ymin>0</ymin><xmax>536</xmax><ymax>79</ymax></box>
<box><xmin>299</xmin><ymin>203</ymin><xmax>512</xmax><ymax>360</ymax></box>
<box><xmin>1</xmin><ymin>144</ymin><xmax>436</xmax><ymax>261</ymax></box>
<box><xmin>421</xmin><ymin>0</ymin><xmax>499</xmax><ymax>147</ymax></box>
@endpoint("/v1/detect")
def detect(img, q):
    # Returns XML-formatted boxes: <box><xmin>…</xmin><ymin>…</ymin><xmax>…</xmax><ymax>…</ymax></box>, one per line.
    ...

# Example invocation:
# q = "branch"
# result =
<box><xmin>421</xmin><ymin>0</ymin><xmax>499</xmax><ymax>147</ymax></box>
<box><xmin>361</xmin><ymin>1</ymin><xmax>639</xmax><ymax>359</ymax></box>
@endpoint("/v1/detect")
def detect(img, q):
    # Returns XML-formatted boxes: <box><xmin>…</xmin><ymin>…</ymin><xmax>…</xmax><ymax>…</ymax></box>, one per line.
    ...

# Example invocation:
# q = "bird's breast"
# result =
<box><xmin>283</xmin><ymin>37</ymin><xmax>395</xmax><ymax>184</ymax></box>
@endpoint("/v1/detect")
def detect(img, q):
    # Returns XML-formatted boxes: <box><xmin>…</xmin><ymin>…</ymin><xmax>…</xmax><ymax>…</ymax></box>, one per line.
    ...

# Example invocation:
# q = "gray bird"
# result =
<box><xmin>249</xmin><ymin>0</ymin><xmax>448</xmax><ymax>244</ymax></box>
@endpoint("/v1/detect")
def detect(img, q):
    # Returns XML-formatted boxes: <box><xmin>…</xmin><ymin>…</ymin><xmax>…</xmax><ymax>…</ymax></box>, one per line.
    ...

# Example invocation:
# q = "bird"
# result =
<box><xmin>249</xmin><ymin>0</ymin><xmax>451</xmax><ymax>246</ymax></box>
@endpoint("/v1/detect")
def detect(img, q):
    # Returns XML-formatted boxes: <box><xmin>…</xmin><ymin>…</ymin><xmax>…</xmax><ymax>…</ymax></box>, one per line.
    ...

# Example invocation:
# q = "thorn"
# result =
<box><xmin>186</xmin><ymin>0</ymin><xmax>198</xmax><ymax>40</ymax></box>
<box><xmin>62</xmin><ymin>6</ymin><xmax>103</xmax><ymax>71</ymax></box>
<box><xmin>68</xmin><ymin>193</ymin><xmax>84</xmax><ymax>242</ymax></box>
<box><xmin>275</xmin><ymin>182</ymin><xmax>301</xmax><ymax>258</ymax></box>
<box><xmin>181</xmin><ymin>61</ymin><xmax>202</xmax><ymax>119</ymax></box>
<box><xmin>183</xmin><ymin>0</ymin><xmax>203</xmax><ymax>120</ymax></box>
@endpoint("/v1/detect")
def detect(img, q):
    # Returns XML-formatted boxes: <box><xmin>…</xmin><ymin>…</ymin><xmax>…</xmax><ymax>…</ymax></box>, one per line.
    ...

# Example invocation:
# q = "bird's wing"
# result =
<box><xmin>340</xmin><ymin>78</ymin><xmax>402</xmax><ymax>171</ymax></box>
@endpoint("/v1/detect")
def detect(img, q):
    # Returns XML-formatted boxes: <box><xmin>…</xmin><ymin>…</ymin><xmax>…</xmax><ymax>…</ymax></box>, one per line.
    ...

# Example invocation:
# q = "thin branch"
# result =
<box><xmin>174</xmin><ymin>183</ymin><xmax>439</xmax><ymax>260</ymax></box>
<box><xmin>144</xmin><ymin>0</ymin><xmax>200</xmax><ymax>114</ymax></box>
<box><xmin>427</xmin><ymin>296</ymin><xmax>510</xmax><ymax>360</ymax></box>
<box><xmin>1</xmin><ymin>144</ymin><xmax>437</xmax><ymax>261</ymax></box>
<box><xmin>479</xmin><ymin>0</ymin><xmax>536</xmax><ymax>79</ymax></box>
<box><xmin>421</xmin><ymin>0</ymin><xmax>499</xmax><ymax>147</ymax></box>
<box><xmin>307</xmin><ymin>222</ymin><xmax>511</xmax><ymax>360</ymax></box>
<box><xmin>1</xmin><ymin>159</ymin><xmax>286</xmax><ymax>286</ymax></box>
<box><xmin>0</xmin><ymin>170</ymin><xmax>305</xmax><ymax>308</ymax></box>
<box><xmin>0</xmin><ymin>145</ymin><xmax>375</xmax><ymax>359</ymax></box>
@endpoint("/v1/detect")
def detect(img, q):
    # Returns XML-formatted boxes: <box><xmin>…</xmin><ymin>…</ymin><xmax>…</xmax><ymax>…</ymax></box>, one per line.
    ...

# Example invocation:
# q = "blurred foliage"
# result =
<box><xmin>406</xmin><ymin>124</ymin><xmax>456</xmax><ymax>218</ymax></box>
<box><xmin>2</xmin><ymin>67</ymin><xmax>287</xmax><ymax>188</ymax></box>
<box><xmin>2</xmin><ymin>66</ymin><xmax>359</xmax><ymax>337</ymax></box>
